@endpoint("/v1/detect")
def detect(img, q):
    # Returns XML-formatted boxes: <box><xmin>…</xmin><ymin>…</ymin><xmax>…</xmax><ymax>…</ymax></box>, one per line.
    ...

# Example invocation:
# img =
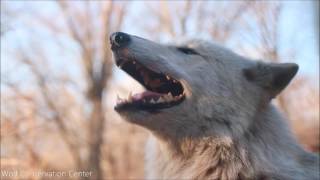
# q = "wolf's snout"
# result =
<box><xmin>110</xmin><ymin>32</ymin><xmax>131</xmax><ymax>48</ymax></box>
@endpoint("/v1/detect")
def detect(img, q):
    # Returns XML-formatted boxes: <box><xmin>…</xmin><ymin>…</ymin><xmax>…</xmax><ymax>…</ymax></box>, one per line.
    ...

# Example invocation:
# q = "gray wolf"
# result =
<box><xmin>110</xmin><ymin>32</ymin><xmax>319</xmax><ymax>180</ymax></box>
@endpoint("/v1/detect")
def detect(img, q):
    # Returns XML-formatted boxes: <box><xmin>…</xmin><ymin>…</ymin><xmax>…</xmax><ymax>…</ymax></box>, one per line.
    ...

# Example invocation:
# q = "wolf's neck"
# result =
<box><xmin>244</xmin><ymin>104</ymin><xmax>302</xmax><ymax>154</ymax></box>
<box><xmin>146</xmin><ymin>135</ymin><xmax>251</xmax><ymax>179</ymax></box>
<box><xmin>146</xmin><ymin>105</ymin><xmax>306</xmax><ymax>179</ymax></box>
<box><xmin>159</xmin><ymin>105</ymin><xmax>300</xmax><ymax>156</ymax></box>
<box><xmin>242</xmin><ymin>104</ymin><xmax>305</xmax><ymax>166</ymax></box>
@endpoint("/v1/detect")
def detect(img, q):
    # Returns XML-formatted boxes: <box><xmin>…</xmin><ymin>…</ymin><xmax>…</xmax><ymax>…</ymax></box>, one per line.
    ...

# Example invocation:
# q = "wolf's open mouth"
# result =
<box><xmin>115</xmin><ymin>59</ymin><xmax>185</xmax><ymax>111</ymax></box>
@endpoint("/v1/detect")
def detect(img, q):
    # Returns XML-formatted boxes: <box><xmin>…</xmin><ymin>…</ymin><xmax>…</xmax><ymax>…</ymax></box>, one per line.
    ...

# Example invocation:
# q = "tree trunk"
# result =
<box><xmin>86</xmin><ymin>94</ymin><xmax>105</xmax><ymax>179</ymax></box>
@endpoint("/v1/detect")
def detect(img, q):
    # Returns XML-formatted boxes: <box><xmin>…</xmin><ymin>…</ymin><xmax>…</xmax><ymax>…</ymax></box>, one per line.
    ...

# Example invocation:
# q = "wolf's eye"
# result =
<box><xmin>177</xmin><ymin>47</ymin><xmax>199</xmax><ymax>55</ymax></box>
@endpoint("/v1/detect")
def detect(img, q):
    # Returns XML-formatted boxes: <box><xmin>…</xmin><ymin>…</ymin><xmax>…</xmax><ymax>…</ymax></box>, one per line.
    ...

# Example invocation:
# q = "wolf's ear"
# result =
<box><xmin>243</xmin><ymin>62</ymin><xmax>299</xmax><ymax>98</ymax></box>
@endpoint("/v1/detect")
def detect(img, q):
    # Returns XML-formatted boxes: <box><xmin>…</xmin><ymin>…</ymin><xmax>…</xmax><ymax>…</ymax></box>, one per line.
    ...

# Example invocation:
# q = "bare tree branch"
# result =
<box><xmin>17</xmin><ymin>50</ymin><xmax>84</xmax><ymax>170</ymax></box>
<box><xmin>179</xmin><ymin>0</ymin><xmax>192</xmax><ymax>36</ymax></box>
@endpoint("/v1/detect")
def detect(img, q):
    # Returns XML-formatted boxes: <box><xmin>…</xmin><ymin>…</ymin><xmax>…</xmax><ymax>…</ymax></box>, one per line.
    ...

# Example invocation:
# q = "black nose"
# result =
<box><xmin>110</xmin><ymin>32</ymin><xmax>131</xmax><ymax>48</ymax></box>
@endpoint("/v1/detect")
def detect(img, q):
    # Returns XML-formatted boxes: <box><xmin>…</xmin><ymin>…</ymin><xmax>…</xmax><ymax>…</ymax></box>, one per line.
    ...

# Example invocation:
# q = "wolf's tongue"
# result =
<box><xmin>132</xmin><ymin>91</ymin><xmax>163</xmax><ymax>101</ymax></box>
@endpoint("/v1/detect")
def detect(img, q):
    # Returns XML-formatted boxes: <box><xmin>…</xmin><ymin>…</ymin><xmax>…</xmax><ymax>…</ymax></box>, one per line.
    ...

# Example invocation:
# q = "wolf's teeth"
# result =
<box><xmin>150</xmin><ymin>99</ymin><xmax>156</xmax><ymax>104</ymax></box>
<box><xmin>164</xmin><ymin>94</ymin><xmax>173</xmax><ymax>102</ymax></box>
<box><xmin>166</xmin><ymin>75</ymin><xmax>170</xmax><ymax>80</ymax></box>
<box><xmin>116</xmin><ymin>95</ymin><xmax>124</xmax><ymax>104</ymax></box>
<box><xmin>143</xmin><ymin>73</ymin><xmax>150</xmax><ymax>85</ymax></box>
<box><xmin>157</xmin><ymin>97</ymin><xmax>165</xmax><ymax>103</ymax></box>
<box><xmin>128</xmin><ymin>91</ymin><xmax>133</xmax><ymax>100</ymax></box>
<box><xmin>174</xmin><ymin>96</ymin><xmax>181</xmax><ymax>100</ymax></box>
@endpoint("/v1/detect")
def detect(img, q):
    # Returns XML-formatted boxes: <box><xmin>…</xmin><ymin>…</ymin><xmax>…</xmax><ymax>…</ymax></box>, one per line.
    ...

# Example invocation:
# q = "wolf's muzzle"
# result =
<box><xmin>110</xmin><ymin>32</ymin><xmax>131</xmax><ymax>49</ymax></box>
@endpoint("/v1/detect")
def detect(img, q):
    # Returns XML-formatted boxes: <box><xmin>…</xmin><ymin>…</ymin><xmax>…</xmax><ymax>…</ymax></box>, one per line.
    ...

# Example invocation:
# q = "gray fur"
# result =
<box><xmin>114</xmin><ymin>34</ymin><xmax>319</xmax><ymax>180</ymax></box>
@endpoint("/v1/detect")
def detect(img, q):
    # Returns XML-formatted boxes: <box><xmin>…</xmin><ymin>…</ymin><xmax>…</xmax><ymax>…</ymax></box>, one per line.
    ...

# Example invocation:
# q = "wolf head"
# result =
<box><xmin>110</xmin><ymin>32</ymin><xmax>298</xmax><ymax>140</ymax></box>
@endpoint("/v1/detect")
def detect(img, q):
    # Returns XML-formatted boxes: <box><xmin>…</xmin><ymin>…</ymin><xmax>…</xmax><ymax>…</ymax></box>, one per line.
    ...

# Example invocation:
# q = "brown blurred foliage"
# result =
<box><xmin>1</xmin><ymin>1</ymin><xmax>318</xmax><ymax>179</ymax></box>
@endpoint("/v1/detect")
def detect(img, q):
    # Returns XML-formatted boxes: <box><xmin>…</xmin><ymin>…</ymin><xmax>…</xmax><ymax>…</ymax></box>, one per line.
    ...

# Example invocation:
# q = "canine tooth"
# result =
<box><xmin>166</xmin><ymin>75</ymin><xmax>170</xmax><ymax>80</ymax></box>
<box><xmin>128</xmin><ymin>92</ymin><xmax>133</xmax><ymax>100</ymax></box>
<box><xmin>117</xmin><ymin>95</ymin><xmax>128</xmax><ymax>104</ymax></box>
<box><xmin>167</xmin><ymin>92</ymin><xmax>173</xmax><ymax>97</ymax></box>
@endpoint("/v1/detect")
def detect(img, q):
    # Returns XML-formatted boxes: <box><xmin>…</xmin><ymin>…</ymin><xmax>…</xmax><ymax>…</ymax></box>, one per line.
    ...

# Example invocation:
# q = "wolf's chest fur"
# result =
<box><xmin>145</xmin><ymin>136</ymin><xmax>252</xmax><ymax>180</ymax></box>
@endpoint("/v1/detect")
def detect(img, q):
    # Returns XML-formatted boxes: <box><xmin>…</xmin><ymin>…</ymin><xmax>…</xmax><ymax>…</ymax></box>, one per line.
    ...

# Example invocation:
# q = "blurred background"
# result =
<box><xmin>1</xmin><ymin>1</ymin><xmax>319</xmax><ymax>179</ymax></box>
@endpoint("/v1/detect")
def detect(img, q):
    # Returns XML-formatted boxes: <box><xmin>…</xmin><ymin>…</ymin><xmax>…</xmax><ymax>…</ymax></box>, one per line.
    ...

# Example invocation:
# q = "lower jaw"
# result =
<box><xmin>115</xmin><ymin>97</ymin><xmax>185</xmax><ymax>112</ymax></box>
